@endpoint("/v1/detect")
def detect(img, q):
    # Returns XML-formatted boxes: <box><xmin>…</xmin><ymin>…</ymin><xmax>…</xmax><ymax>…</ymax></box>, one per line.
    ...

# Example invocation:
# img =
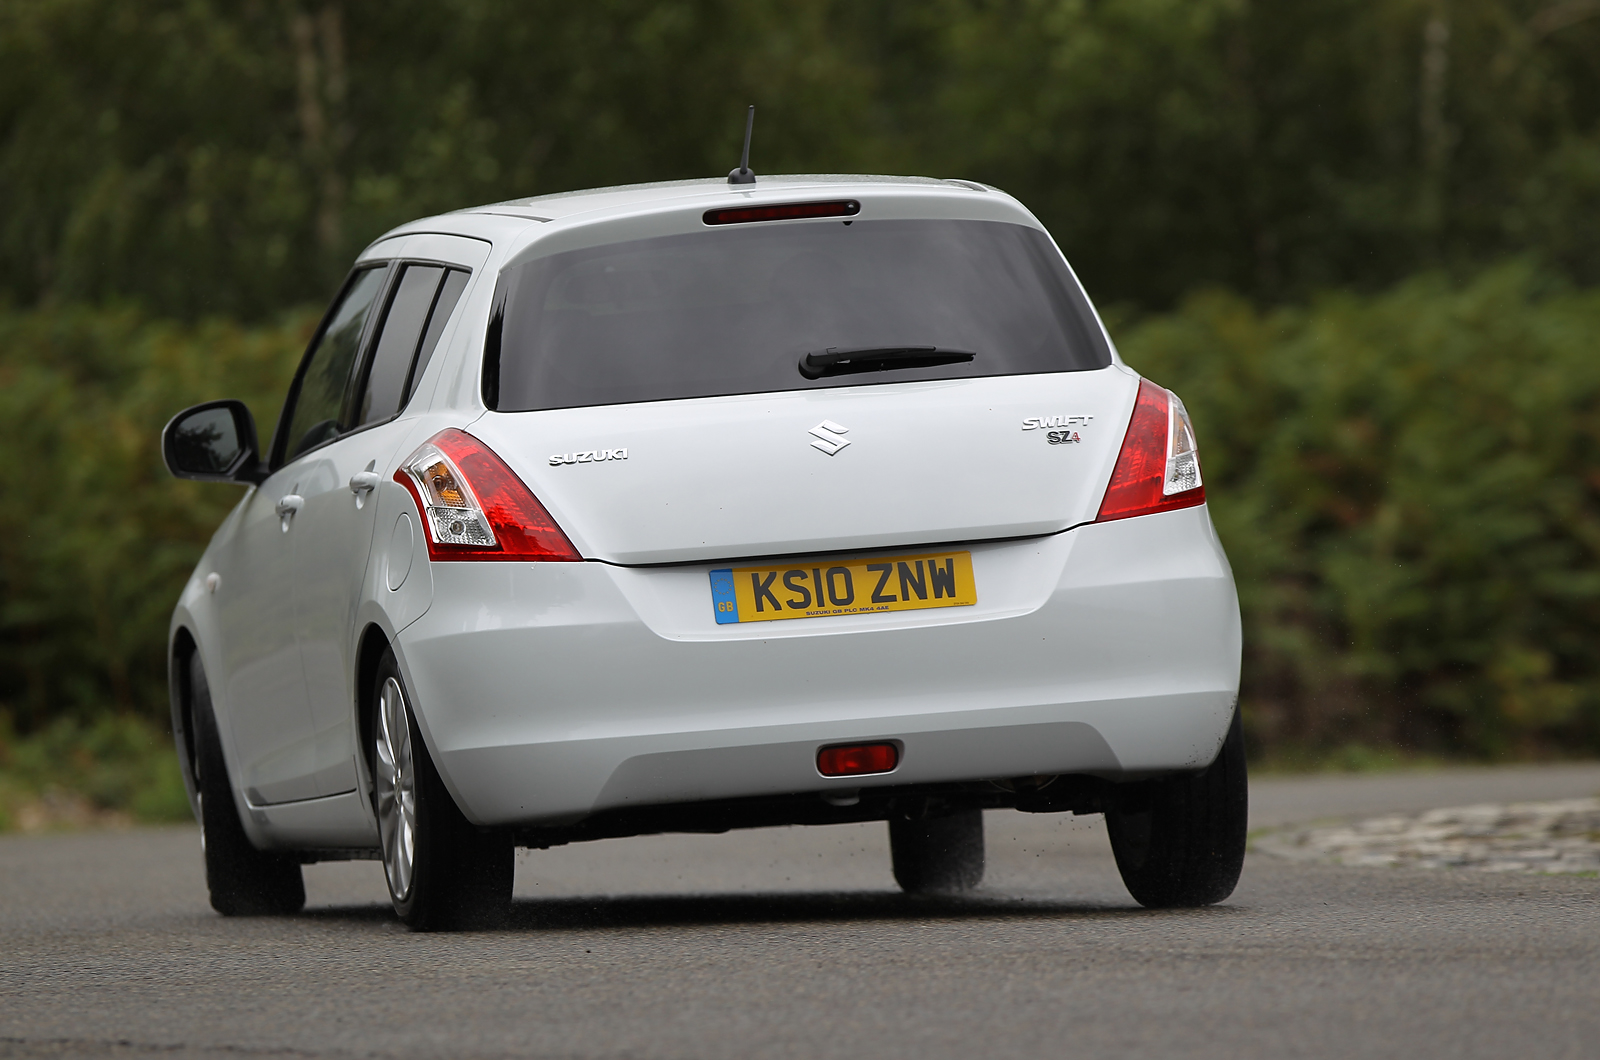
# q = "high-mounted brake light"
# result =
<box><xmin>703</xmin><ymin>200</ymin><xmax>860</xmax><ymax>226</ymax></box>
<box><xmin>394</xmin><ymin>429</ymin><xmax>580</xmax><ymax>561</ymax></box>
<box><xmin>1096</xmin><ymin>378</ymin><xmax>1206</xmax><ymax>522</ymax></box>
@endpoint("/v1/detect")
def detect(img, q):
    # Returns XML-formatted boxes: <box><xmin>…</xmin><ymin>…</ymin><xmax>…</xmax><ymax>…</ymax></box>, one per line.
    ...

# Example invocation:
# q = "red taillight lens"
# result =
<box><xmin>394</xmin><ymin>429</ymin><xmax>580</xmax><ymax>561</ymax></box>
<box><xmin>817</xmin><ymin>743</ymin><xmax>899</xmax><ymax>777</ymax></box>
<box><xmin>1096</xmin><ymin>378</ymin><xmax>1206</xmax><ymax>522</ymax></box>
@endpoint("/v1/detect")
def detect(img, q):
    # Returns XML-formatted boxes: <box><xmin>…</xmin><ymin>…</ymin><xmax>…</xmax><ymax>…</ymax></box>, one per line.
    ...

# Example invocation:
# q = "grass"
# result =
<box><xmin>1249</xmin><ymin>743</ymin><xmax>1449</xmax><ymax>775</ymax></box>
<box><xmin>0</xmin><ymin>713</ymin><xmax>192</xmax><ymax>833</ymax></box>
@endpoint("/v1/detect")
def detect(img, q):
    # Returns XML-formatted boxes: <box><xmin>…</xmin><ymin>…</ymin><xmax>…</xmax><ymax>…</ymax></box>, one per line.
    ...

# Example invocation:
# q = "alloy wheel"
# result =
<box><xmin>374</xmin><ymin>676</ymin><xmax>417</xmax><ymax>901</ymax></box>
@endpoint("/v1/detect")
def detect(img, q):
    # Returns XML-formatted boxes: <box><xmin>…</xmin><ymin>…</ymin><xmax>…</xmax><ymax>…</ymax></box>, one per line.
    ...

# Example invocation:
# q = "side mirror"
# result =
<box><xmin>161</xmin><ymin>400</ymin><xmax>267</xmax><ymax>485</ymax></box>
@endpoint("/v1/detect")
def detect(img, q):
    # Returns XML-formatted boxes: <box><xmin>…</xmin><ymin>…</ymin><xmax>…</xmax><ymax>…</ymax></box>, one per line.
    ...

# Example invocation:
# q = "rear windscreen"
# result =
<box><xmin>485</xmin><ymin>218</ymin><xmax>1112</xmax><ymax>412</ymax></box>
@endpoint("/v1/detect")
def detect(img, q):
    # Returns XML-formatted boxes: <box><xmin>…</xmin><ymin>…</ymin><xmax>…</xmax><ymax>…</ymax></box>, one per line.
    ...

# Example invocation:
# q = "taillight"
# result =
<box><xmin>394</xmin><ymin>429</ymin><xmax>580</xmax><ymax>561</ymax></box>
<box><xmin>1096</xmin><ymin>378</ymin><xmax>1206</xmax><ymax>522</ymax></box>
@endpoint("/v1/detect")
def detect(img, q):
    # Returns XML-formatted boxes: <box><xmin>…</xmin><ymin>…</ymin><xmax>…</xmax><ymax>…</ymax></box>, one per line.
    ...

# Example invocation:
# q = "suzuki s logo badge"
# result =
<box><xmin>808</xmin><ymin>420</ymin><xmax>851</xmax><ymax>456</ymax></box>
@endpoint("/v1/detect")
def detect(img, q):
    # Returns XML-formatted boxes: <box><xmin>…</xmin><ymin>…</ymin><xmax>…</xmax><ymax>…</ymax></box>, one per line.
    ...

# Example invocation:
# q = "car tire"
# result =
<box><xmin>1106</xmin><ymin>708</ymin><xmax>1248</xmax><ymax>908</ymax></box>
<box><xmin>371</xmin><ymin>649</ymin><xmax>512</xmax><ymax>931</ymax></box>
<box><xmin>190</xmin><ymin>653</ymin><xmax>306</xmax><ymax>916</ymax></box>
<box><xmin>889</xmin><ymin>808</ymin><xmax>985</xmax><ymax>894</ymax></box>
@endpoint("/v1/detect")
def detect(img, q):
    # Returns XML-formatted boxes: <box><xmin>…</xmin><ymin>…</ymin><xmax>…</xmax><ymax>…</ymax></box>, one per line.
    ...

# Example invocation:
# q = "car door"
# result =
<box><xmin>292</xmin><ymin>259</ymin><xmax>474</xmax><ymax>795</ymax></box>
<box><xmin>210</xmin><ymin>466</ymin><xmax>320</xmax><ymax>806</ymax></box>
<box><xmin>212</xmin><ymin>264</ymin><xmax>389</xmax><ymax>805</ymax></box>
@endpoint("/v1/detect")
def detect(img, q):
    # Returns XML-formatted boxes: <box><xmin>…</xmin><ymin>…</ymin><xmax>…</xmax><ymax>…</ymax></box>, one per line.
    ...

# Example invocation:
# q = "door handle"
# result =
<box><xmin>275</xmin><ymin>493</ymin><xmax>304</xmax><ymax>532</ymax></box>
<box><xmin>348</xmin><ymin>471</ymin><xmax>381</xmax><ymax>509</ymax></box>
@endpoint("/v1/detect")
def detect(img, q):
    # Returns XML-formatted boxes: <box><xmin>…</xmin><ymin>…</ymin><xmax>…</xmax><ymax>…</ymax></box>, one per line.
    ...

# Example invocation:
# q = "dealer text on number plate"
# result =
<box><xmin>709</xmin><ymin>551</ymin><xmax>976</xmax><ymax>624</ymax></box>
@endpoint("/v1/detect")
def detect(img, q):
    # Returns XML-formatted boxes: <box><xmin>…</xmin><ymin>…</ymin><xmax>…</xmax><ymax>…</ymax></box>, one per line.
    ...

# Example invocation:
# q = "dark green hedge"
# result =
<box><xmin>1122</xmin><ymin>264</ymin><xmax>1600</xmax><ymax>757</ymax></box>
<box><xmin>0</xmin><ymin>307</ymin><xmax>310</xmax><ymax>729</ymax></box>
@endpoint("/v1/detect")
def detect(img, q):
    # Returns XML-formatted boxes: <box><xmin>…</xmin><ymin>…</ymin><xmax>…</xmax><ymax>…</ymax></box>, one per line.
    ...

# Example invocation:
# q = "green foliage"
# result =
<box><xmin>1250</xmin><ymin>742</ymin><xmax>1453</xmax><ymax>775</ymax></box>
<box><xmin>0</xmin><ymin>306</ymin><xmax>312</xmax><ymax>730</ymax></box>
<box><xmin>0</xmin><ymin>0</ymin><xmax>881</xmax><ymax>317</ymax></box>
<box><xmin>0</xmin><ymin>712</ymin><xmax>192</xmax><ymax>830</ymax></box>
<box><xmin>5</xmin><ymin>1</ymin><xmax>1600</xmax><ymax>315</ymax></box>
<box><xmin>1122</xmin><ymin>263</ymin><xmax>1600</xmax><ymax>757</ymax></box>
<box><xmin>908</xmin><ymin>0</ymin><xmax>1600</xmax><ymax>304</ymax></box>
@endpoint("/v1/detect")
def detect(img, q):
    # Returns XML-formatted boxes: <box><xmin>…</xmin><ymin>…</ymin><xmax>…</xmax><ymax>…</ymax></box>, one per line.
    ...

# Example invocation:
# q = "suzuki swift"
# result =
<box><xmin>163</xmin><ymin>172</ymin><xmax>1245</xmax><ymax>930</ymax></box>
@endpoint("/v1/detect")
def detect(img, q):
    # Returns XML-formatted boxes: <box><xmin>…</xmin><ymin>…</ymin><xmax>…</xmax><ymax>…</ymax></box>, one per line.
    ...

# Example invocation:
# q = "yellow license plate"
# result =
<box><xmin>709</xmin><ymin>551</ymin><xmax>976</xmax><ymax>624</ymax></box>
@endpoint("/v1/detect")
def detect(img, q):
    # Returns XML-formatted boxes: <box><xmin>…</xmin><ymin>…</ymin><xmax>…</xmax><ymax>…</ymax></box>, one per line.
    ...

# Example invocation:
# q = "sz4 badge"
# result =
<box><xmin>1022</xmin><ymin>414</ymin><xmax>1092</xmax><ymax>445</ymax></box>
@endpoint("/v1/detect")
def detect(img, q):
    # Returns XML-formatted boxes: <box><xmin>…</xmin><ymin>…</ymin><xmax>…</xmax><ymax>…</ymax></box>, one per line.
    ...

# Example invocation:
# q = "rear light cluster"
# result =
<box><xmin>1096</xmin><ymin>378</ymin><xmax>1206</xmax><ymax>522</ymax></box>
<box><xmin>395</xmin><ymin>429</ymin><xmax>580</xmax><ymax>561</ymax></box>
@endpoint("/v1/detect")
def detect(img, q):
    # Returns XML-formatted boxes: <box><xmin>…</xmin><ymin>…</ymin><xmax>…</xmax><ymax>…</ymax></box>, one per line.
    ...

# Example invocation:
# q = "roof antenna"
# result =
<box><xmin>727</xmin><ymin>105</ymin><xmax>756</xmax><ymax>185</ymax></box>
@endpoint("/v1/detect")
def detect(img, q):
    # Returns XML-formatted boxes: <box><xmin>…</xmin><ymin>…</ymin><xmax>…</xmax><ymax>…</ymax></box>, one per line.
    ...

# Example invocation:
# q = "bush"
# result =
<box><xmin>0</xmin><ymin>305</ymin><xmax>312</xmax><ymax>732</ymax></box>
<box><xmin>1122</xmin><ymin>263</ymin><xmax>1600</xmax><ymax>758</ymax></box>
<box><xmin>0</xmin><ymin>712</ymin><xmax>192</xmax><ymax>831</ymax></box>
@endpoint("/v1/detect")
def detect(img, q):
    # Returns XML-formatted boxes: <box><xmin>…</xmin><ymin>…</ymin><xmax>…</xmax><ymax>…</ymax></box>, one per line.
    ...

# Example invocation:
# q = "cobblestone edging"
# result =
<box><xmin>1253</xmin><ymin>797</ymin><xmax>1600</xmax><ymax>875</ymax></box>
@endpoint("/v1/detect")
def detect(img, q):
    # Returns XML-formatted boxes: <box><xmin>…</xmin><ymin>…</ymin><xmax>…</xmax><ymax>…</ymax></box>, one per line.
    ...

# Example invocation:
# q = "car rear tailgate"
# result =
<box><xmin>467</xmin><ymin>367</ymin><xmax>1138</xmax><ymax>565</ymax></box>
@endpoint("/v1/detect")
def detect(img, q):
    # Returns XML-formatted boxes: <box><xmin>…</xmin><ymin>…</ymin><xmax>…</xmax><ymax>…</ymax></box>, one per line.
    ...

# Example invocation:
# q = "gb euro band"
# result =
<box><xmin>549</xmin><ymin>448</ymin><xmax>628</xmax><ymax>467</ymax></box>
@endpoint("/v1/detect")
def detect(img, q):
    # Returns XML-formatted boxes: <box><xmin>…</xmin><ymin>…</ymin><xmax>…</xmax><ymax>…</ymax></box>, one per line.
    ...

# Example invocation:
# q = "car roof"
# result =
<box><xmin>367</xmin><ymin>174</ymin><xmax>1012</xmax><ymax>244</ymax></box>
<box><xmin>471</xmin><ymin>174</ymin><xmax>984</xmax><ymax>220</ymax></box>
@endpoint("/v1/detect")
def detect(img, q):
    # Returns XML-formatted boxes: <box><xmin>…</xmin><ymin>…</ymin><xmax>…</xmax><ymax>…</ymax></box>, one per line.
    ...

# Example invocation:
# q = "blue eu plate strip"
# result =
<box><xmin>709</xmin><ymin>568</ymin><xmax>739</xmax><ymax>624</ymax></box>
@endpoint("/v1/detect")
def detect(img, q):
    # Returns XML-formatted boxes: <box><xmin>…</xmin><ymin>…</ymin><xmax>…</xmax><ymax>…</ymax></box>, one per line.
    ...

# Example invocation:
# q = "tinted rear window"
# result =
<box><xmin>486</xmin><ymin>218</ymin><xmax>1111</xmax><ymax>412</ymax></box>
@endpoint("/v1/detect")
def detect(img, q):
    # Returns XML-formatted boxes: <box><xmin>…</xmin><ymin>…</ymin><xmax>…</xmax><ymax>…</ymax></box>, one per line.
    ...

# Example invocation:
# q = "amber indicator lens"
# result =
<box><xmin>817</xmin><ymin>742</ymin><xmax>899</xmax><ymax>777</ymax></box>
<box><xmin>704</xmin><ymin>199</ymin><xmax>861</xmax><ymax>226</ymax></box>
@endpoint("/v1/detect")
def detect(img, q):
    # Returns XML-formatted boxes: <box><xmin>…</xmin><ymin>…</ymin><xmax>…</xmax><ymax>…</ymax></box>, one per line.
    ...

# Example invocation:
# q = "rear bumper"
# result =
<box><xmin>395</xmin><ymin>504</ymin><xmax>1240</xmax><ymax>827</ymax></box>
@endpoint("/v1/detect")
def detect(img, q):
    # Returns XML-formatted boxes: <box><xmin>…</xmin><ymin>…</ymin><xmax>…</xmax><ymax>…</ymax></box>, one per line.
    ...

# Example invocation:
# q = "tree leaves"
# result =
<box><xmin>6</xmin><ymin>1</ymin><xmax>1600</xmax><ymax>315</ymax></box>
<box><xmin>1123</xmin><ymin>263</ymin><xmax>1600</xmax><ymax>755</ymax></box>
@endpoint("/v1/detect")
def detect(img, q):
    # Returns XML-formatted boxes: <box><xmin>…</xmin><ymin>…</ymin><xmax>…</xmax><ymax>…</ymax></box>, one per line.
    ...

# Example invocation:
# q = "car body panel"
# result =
<box><xmin>471</xmin><ymin>368</ymin><xmax>1136</xmax><ymax>566</ymax></box>
<box><xmin>212</xmin><ymin>473</ymin><xmax>322</xmax><ymax>805</ymax></box>
<box><xmin>395</xmin><ymin>505</ymin><xmax>1239</xmax><ymax>827</ymax></box>
<box><xmin>244</xmin><ymin>790</ymin><xmax>377</xmax><ymax>849</ymax></box>
<box><xmin>288</xmin><ymin>425</ymin><xmax>409</xmax><ymax>797</ymax></box>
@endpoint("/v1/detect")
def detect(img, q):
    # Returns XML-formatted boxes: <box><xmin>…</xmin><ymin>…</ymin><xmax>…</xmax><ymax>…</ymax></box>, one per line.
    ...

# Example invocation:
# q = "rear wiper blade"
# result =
<box><xmin>798</xmin><ymin>345</ymin><xmax>977</xmax><ymax>380</ymax></box>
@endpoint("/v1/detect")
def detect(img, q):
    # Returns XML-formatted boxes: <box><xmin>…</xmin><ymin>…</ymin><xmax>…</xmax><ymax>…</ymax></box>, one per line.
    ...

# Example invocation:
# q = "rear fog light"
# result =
<box><xmin>817</xmin><ymin>743</ymin><xmax>899</xmax><ymax>777</ymax></box>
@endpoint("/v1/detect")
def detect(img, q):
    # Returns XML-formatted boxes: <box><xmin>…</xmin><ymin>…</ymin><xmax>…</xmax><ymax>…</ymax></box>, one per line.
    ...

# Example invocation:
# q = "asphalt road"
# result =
<box><xmin>3</xmin><ymin>764</ymin><xmax>1599</xmax><ymax>1060</ymax></box>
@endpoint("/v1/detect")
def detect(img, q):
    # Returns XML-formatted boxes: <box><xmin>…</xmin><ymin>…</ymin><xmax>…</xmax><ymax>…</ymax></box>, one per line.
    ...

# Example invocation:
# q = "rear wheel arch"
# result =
<box><xmin>371</xmin><ymin>645</ymin><xmax>512</xmax><ymax>930</ymax></box>
<box><xmin>355</xmin><ymin>624</ymin><xmax>394</xmax><ymax>798</ymax></box>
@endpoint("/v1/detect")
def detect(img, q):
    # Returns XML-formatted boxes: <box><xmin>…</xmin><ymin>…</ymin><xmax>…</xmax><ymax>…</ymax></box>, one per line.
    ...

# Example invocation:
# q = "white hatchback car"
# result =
<box><xmin>163</xmin><ymin>174</ymin><xmax>1244</xmax><ymax>930</ymax></box>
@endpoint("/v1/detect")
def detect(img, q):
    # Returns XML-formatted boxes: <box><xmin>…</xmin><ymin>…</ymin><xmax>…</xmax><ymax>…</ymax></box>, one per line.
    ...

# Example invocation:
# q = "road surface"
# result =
<box><xmin>3</xmin><ymin>763</ymin><xmax>1598</xmax><ymax>1059</ymax></box>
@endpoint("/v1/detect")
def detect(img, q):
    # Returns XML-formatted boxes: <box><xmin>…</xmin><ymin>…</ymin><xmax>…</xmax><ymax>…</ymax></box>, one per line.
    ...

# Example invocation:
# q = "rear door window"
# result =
<box><xmin>357</xmin><ymin>264</ymin><xmax>445</xmax><ymax>426</ymax></box>
<box><xmin>354</xmin><ymin>265</ymin><xmax>473</xmax><ymax>425</ymax></box>
<box><xmin>408</xmin><ymin>268</ymin><xmax>470</xmax><ymax>403</ymax></box>
<box><xmin>486</xmin><ymin>218</ymin><xmax>1111</xmax><ymax>412</ymax></box>
<box><xmin>283</xmin><ymin>265</ymin><xmax>389</xmax><ymax>461</ymax></box>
